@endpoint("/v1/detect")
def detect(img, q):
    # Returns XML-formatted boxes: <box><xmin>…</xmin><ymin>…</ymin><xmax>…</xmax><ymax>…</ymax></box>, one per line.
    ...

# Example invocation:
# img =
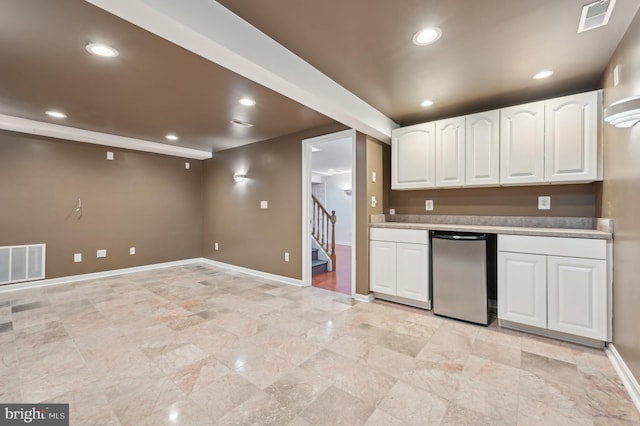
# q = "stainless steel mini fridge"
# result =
<box><xmin>430</xmin><ymin>231</ymin><xmax>496</xmax><ymax>325</ymax></box>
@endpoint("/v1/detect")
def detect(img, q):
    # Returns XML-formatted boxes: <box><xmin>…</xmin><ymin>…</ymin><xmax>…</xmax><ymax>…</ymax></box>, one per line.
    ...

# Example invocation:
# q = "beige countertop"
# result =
<box><xmin>370</xmin><ymin>218</ymin><xmax>613</xmax><ymax>240</ymax></box>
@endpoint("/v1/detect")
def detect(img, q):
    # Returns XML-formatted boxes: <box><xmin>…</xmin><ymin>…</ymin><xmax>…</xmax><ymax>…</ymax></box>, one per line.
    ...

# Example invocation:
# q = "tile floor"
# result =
<box><xmin>0</xmin><ymin>264</ymin><xmax>638</xmax><ymax>425</ymax></box>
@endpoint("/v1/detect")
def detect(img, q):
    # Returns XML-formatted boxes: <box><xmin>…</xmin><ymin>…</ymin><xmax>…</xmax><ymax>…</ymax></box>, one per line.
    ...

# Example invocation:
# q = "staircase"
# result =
<box><xmin>311</xmin><ymin>247</ymin><xmax>328</xmax><ymax>275</ymax></box>
<box><xmin>312</xmin><ymin>194</ymin><xmax>337</xmax><ymax>273</ymax></box>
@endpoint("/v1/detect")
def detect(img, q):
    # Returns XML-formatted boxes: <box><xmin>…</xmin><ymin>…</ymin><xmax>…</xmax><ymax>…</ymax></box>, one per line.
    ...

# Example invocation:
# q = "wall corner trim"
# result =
<box><xmin>353</xmin><ymin>293</ymin><xmax>375</xmax><ymax>303</ymax></box>
<box><xmin>200</xmin><ymin>258</ymin><xmax>304</xmax><ymax>287</ymax></box>
<box><xmin>605</xmin><ymin>343</ymin><xmax>640</xmax><ymax>413</ymax></box>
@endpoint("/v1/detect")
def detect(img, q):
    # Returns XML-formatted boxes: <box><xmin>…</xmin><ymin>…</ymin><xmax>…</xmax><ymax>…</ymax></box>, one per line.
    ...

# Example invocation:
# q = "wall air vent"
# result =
<box><xmin>0</xmin><ymin>244</ymin><xmax>46</xmax><ymax>285</ymax></box>
<box><xmin>578</xmin><ymin>0</ymin><xmax>616</xmax><ymax>33</ymax></box>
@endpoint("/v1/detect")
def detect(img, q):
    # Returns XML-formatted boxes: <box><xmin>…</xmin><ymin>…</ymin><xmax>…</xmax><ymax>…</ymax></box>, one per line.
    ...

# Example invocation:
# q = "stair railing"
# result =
<box><xmin>312</xmin><ymin>194</ymin><xmax>337</xmax><ymax>269</ymax></box>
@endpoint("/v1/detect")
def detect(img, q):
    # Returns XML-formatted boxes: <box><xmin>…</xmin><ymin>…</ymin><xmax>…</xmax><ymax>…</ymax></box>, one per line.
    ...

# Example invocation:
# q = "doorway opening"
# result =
<box><xmin>302</xmin><ymin>129</ymin><xmax>356</xmax><ymax>296</ymax></box>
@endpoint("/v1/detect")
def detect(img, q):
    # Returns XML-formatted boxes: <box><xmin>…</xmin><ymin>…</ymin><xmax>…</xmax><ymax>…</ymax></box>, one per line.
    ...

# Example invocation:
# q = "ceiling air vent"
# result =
<box><xmin>578</xmin><ymin>0</ymin><xmax>616</xmax><ymax>33</ymax></box>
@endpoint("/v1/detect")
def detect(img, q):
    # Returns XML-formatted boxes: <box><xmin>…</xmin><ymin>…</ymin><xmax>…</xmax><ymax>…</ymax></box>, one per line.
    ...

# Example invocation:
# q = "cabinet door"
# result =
<box><xmin>435</xmin><ymin>117</ymin><xmax>466</xmax><ymax>187</ymax></box>
<box><xmin>545</xmin><ymin>91</ymin><xmax>600</xmax><ymax>183</ymax></box>
<box><xmin>369</xmin><ymin>241</ymin><xmax>397</xmax><ymax>294</ymax></box>
<box><xmin>396</xmin><ymin>242</ymin><xmax>429</xmax><ymax>302</ymax></box>
<box><xmin>466</xmin><ymin>110</ymin><xmax>500</xmax><ymax>186</ymax></box>
<box><xmin>500</xmin><ymin>101</ymin><xmax>545</xmax><ymax>185</ymax></box>
<box><xmin>547</xmin><ymin>256</ymin><xmax>607</xmax><ymax>340</ymax></box>
<box><xmin>498</xmin><ymin>252</ymin><xmax>547</xmax><ymax>328</ymax></box>
<box><xmin>392</xmin><ymin>122</ymin><xmax>436</xmax><ymax>189</ymax></box>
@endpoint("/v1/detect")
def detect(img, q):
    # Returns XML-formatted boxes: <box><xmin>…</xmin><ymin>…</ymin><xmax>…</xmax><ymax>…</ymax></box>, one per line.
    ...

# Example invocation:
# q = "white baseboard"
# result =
<box><xmin>352</xmin><ymin>293</ymin><xmax>374</xmax><ymax>303</ymax></box>
<box><xmin>200</xmin><ymin>258</ymin><xmax>304</xmax><ymax>287</ymax></box>
<box><xmin>0</xmin><ymin>258</ymin><xmax>202</xmax><ymax>293</ymax></box>
<box><xmin>605</xmin><ymin>343</ymin><xmax>640</xmax><ymax>413</ymax></box>
<box><xmin>0</xmin><ymin>257</ymin><xmax>312</xmax><ymax>294</ymax></box>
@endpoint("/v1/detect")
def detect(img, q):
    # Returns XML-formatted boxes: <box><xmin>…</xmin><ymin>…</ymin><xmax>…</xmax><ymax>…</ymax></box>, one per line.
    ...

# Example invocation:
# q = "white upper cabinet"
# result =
<box><xmin>500</xmin><ymin>101</ymin><xmax>545</xmax><ymax>185</ymax></box>
<box><xmin>466</xmin><ymin>110</ymin><xmax>500</xmax><ymax>186</ymax></box>
<box><xmin>391</xmin><ymin>90</ymin><xmax>602</xmax><ymax>190</ymax></box>
<box><xmin>545</xmin><ymin>91</ymin><xmax>601</xmax><ymax>183</ymax></box>
<box><xmin>435</xmin><ymin>117</ymin><xmax>466</xmax><ymax>187</ymax></box>
<box><xmin>392</xmin><ymin>122</ymin><xmax>436</xmax><ymax>189</ymax></box>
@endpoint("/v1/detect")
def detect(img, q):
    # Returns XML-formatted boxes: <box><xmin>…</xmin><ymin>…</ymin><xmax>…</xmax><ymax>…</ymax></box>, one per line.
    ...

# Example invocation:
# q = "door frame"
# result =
<box><xmin>301</xmin><ymin>129</ymin><xmax>357</xmax><ymax>295</ymax></box>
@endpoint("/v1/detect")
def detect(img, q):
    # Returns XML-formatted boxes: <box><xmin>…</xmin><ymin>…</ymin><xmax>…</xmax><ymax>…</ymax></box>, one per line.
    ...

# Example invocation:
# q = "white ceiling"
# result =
<box><xmin>311</xmin><ymin>137</ymin><xmax>353</xmax><ymax>176</ymax></box>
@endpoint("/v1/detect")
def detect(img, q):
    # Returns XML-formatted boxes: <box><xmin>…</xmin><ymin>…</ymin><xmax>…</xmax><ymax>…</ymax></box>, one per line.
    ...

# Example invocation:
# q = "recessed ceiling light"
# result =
<box><xmin>412</xmin><ymin>27</ymin><xmax>442</xmax><ymax>45</ymax></box>
<box><xmin>85</xmin><ymin>43</ymin><xmax>119</xmax><ymax>58</ymax></box>
<box><xmin>45</xmin><ymin>110</ymin><xmax>67</xmax><ymax>119</ymax></box>
<box><xmin>230</xmin><ymin>119</ymin><xmax>253</xmax><ymax>127</ymax></box>
<box><xmin>239</xmin><ymin>98</ymin><xmax>256</xmax><ymax>106</ymax></box>
<box><xmin>533</xmin><ymin>70</ymin><xmax>554</xmax><ymax>80</ymax></box>
<box><xmin>165</xmin><ymin>134</ymin><xmax>179</xmax><ymax>141</ymax></box>
<box><xmin>420</xmin><ymin>99</ymin><xmax>434</xmax><ymax>107</ymax></box>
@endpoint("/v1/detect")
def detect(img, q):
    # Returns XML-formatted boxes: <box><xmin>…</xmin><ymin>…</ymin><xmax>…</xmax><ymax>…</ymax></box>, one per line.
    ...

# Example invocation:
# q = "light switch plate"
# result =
<box><xmin>538</xmin><ymin>196</ymin><xmax>551</xmax><ymax>210</ymax></box>
<box><xmin>284</xmin><ymin>252</ymin><xmax>290</xmax><ymax>262</ymax></box>
<box><xmin>371</xmin><ymin>171</ymin><xmax>377</xmax><ymax>183</ymax></box>
<box><xmin>106</xmin><ymin>151</ymin><xmax>114</xmax><ymax>161</ymax></box>
<box><xmin>371</xmin><ymin>196</ymin><xmax>377</xmax><ymax>208</ymax></box>
<box><xmin>129</xmin><ymin>247</ymin><xmax>135</xmax><ymax>255</ymax></box>
<box><xmin>214</xmin><ymin>242</ymin><xmax>219</xmax><ymax>251</ymax></box>
<box><xmin>74</xmin><ymin>253</ymin><xmax>82</xmax><ymax>263</ymax></box>
<box><xmin>185</xmin><ymin>162</ymin><xmax>190</xmax><ymax>170</ymax></box>
<box><xmin>614</xmin><ymin>65</ymin><xmax>620</xmax><ymax>87</ymax></box>
<box><xmin>96</xmin><ymin>249</ymin><xmax>107</xmax><ymax>258</ymax></box>
<box><xmin>425</xmin><ymin>200</ymin><xmax>434</xmax><ymax>211</ymax></box>
<box><xmin>260</xmin><ymin>201</ymin><xmax>268</xmax><ymax>209</ymax></box>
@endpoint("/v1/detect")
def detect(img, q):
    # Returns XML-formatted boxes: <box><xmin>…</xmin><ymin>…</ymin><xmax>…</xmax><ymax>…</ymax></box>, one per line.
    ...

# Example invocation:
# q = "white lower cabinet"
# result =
<box><xmin>498</xmin><ymin>252</ymin><xmax>547</xmax><ymax>328</ymax></box>
<box><xmin>369</xmin><ymin>240</ymin><xmax>396</xmax><ymax>295</ymax></box>
<box><xmin>497</xmin><ymin>235</ymin><xmax>609</xmax><ymax>342</ymax></box>
<box><xmin>369</xmin><ymin>228</ymin><xmax>430</xmax><ymax>307</ymax></box>
<box><xmin>547</xmin><ymin>256</ymin><xmax>607</xmax><ymax>340</ymax></box>
<box><xmin>396</xmin><ymin>243</ymin><xmax>429</xmax><ymax>301</ymax></box>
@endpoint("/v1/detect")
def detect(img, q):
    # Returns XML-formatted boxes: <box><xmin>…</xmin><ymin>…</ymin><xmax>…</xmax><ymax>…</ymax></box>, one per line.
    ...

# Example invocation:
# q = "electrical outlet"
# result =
<box><xmin>96</xmin><ymin>249</ymin><xmax>107</xmax><ymax>258</ymax></box>
<box><xmin>538</xmin><ymin>196</ymin><xmax>551</xmax><ymax>210</ymax></box>
<box><xmin>214</xmin><ymin>242</ymin><xmax>219</xmax><ymax>251</ymax></box>
<box><xmin>129</xmin><ymin>247</ymin><xmax>136</xmax><ymax>255</ymax></box>
<box><xmin>425</xmin><ymin>200</ymin><xmax>434</xmax><ymax>211</ymax></box>
<box><xmin>74</xmin><ymin>253</ymin><xmax>82</xmax><ymax>263</ymax></box>
<box><xmin>260</xmin><ymin>201</ymin><xmax>268</xmax><ymax>209</ymax></box>
<box><xmin>389</xmin><ymin>208</ymin><xmax>396</xmax><ymax>215</ymax></box>
<box><xmin>284</xmin><ymin>252</ymin><xmax>290</xmax><ymax>262</ymax></box>
<box><xmin>106</xmin><ymin>151</ymin><xmax>114</xmax><ymax>161</ymax></box>
<box><xmin>185</xmin><ymin>162</ymin><xmax>190</xmax><ymax>170</ymax></box>
<box><xmin>371</xmin><ymin>196</ymin><xmax>377</xmax><ymax>208</ymax></box>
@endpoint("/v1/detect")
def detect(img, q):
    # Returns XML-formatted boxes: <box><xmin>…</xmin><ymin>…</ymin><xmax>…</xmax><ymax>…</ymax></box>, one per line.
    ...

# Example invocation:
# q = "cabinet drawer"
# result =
<box><xmin>370</xmin><ymin>228</ymin><xmax>428</xmax><ymax>244</ymax></box>
<box><xmin>498</xmin><ymin>235</ymin><xmax>605</xmax><ymax>260</ymax></box>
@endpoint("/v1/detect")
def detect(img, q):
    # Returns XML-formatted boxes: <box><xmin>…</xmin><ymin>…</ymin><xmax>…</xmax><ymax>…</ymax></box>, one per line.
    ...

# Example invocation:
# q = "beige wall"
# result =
<box><xmin>600</xmin><ymin>10</ymin><xmax>640</xmax><ymax>381</ymax></box>
<box><xmin>202</xmin><ymin>124</ymin><xmax>346</xmax><ymax>280</ymax></box>
<box><xmin>390</xmin><ymin>183</ymin><xmax>598</xmax><ymax>217</ymax></box>
<box><xmin>353</xmin><ymin>134</ymin><xmax>388</xmax><ymax>296</ymax></box>
<box><xmin>0</xmin><ymin>131</ymin><xmax>204</xmax><ymax>279</ymax></box>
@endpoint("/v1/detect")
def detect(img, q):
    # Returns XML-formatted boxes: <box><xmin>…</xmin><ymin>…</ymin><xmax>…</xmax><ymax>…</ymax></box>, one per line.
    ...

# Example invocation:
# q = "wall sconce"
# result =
<box><xmin>605</xmin><ymin>95</ymin><xmax>640</xmax><ymax>128</ymax></box>
<box><xmin>233</xmin><ymin>173</ymin><xmax>247</xmax><ymax>183</ymax></box>
<box><xmin>344</xmin><ymin>189</ymin><xmax>352</xmax><ymax>196</ymax></box>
